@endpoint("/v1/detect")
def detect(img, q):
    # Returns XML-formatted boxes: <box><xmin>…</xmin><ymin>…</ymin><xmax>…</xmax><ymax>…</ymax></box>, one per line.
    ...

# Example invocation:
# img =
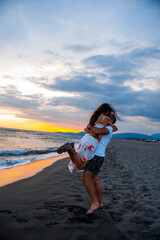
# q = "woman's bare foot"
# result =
<box><xmin>85</xmin><ymin>202</ymin><xmax>99</xmax><ymax>215</ymax></box>
<box><xmin>57</xmin><ymin>142</ymin><xmax>74</xmax><ymax>154</ymax></box>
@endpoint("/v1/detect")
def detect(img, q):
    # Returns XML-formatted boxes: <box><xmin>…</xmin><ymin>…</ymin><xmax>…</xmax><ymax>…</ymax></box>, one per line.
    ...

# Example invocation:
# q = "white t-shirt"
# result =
<box><xmin>94</xmin><ymin>126</ymin><xmax>113</xmax><ymax>157</ymax></box>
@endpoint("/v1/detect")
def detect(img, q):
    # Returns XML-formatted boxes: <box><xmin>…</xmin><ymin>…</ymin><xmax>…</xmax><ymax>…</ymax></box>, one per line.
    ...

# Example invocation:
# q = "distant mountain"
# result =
<box><xmin>61</xmin><ymin>131</ymin><xmax>160</xmax><ymax>140</ymax></box>
<box><xmin>76</xmin><ymin>131</ymin><xmax>160</xmax><ymax>140</ymax></box>
<box><xmin>56</xmin><ymin>131</ymin><xmax>85</xmax><ymax>135</ymax></box>
<box><xmin>150</xmin><ymin>133</ymin><xmax>160</xmax><ymax>140</ymax></box>
<box><xmin>77</xmin><ymin>131</ymin><xmax>86</xmax><ymax>135</ymax></box>
<box><xmin>113</xmin><ymin>132</ymin><xmax>160</xmax><ymax>140</ymax></box>
<box><xmin>50</xmin><ymin>130</ymin><xmax>160</xmax><ymax>140</ymax></box>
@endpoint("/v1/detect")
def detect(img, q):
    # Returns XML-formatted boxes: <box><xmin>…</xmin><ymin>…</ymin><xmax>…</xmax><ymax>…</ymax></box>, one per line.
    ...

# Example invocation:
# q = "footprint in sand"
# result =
<box><xmin>35</xmin><ymin>215</ymin><xmax>46</xmax><ymax>220</ymax></box>
<box><xmin>15</xmin><ymin>217</ymin><xmax>28</xmax><ymax>223</ymax></box>
<box><xmin>0</xmin><ymin>210</ymin><xmax>12</xmax><ymax>214</ymax></box>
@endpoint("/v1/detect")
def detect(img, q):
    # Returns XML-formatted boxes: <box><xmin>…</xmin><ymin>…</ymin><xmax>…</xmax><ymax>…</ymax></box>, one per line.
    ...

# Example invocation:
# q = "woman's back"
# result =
<box><xmin>96</xmin><ymin>113</ymin><xmax>107</xmax><ymax>125</ymax></box>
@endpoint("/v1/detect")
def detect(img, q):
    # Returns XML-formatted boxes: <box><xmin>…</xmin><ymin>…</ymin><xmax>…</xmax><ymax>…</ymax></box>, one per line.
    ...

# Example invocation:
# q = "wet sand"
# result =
<box><xmin>0</xmin><ymin>138</ymin><xmax>160</xmax><ymax>240</ymax></box>
<box><xmin>0</xmin><ymin>154</ymin><xmax>68</xmax><ymax>187</ymax></box>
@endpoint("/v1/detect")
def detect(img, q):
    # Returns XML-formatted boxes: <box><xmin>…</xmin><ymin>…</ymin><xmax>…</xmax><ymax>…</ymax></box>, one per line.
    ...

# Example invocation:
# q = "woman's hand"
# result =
<box><xmin>84</xmin><ymin>127</ymin><xmax>91</xmax><ymax>133</ymax></box>
<box><xmin>84</xmin><ymin>127</ymin><xmax>99</xmax><ymax>139</ymax></box>
<box><xmin>87</xmin><ymin>123</ymin><xmax>92</xmax><ymax>129</ymax></box>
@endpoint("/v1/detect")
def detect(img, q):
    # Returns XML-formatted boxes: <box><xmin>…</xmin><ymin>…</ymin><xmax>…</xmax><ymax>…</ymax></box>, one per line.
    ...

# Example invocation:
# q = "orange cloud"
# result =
<box><xmin>0</xmin><ymin>109</ymin><xmax>83</xmax><ymax>133</ymax></box>
<box><xmin>0</xmin><ymin>119</ymin><xmax>81</xmax><ymax>133</ymax></box>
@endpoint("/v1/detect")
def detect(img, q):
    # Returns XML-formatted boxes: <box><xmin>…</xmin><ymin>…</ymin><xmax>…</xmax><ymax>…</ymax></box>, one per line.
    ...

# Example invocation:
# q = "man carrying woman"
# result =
<box><xmin>57</xmin><ymin>103</ymin><xmax>118</xmax><ymax>214</ymax></box>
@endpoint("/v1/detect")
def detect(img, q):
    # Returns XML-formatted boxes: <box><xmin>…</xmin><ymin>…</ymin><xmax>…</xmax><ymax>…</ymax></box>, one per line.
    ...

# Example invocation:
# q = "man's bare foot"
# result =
<box><xmin>99</xmin><ymin>203</ymin><xmax>104</xmax><ymax>209</ymax></box>
<box><xmin>85</xmin><ymin>203</ymin><xmax>99</xmax><ymax>215</ymax></box>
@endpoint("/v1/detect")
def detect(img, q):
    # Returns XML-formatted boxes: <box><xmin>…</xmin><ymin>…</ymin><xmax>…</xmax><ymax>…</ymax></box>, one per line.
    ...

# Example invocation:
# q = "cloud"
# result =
<box><xmin>65</xmin><ymin>43</ymin><xmax>96</xmax><ymax>52</ymax></box>
<box><xmin>0</xmin><ymin>0</ymin><xmax>160</xmax><ymax>134</ymax></box>
<box><xmin>0</xmin><ymin>85</ymin><xmax>91</xmax><ymax>124</ymax></box>
<box><xmin>41</xmin><ymin>45</ymin><xmax>160</xmax><ymax>122</ymax></box>
<box><xmin>0</xmin><ymin>85</ymin><xmax>42</xmax><ymax>110</ymax></box>
<box><xmin>127</xmin><ymin>90</ymin><xmax>160</xmax><ymax>120</ymax></box>
<box><xmin>42</xmin><ymin>75</ymin><xmax>160</xmax><ymax>121</ymax></box>
<box><xmin>83</xmin><ymin>54</ymin><xmax>136</xmax><ymax>85</ymax></box>
<box><xmin>43</xmin><ymin>49</ymin><xmax>57</xmax><ymax>55</ymax></box>
<box><xmin>2</xmin><ymin>44</ymin><xmax>159</xmax><ymax>125</ymax></box>
<box><xmin>129</xmin><ymin>46</ymin><xmax>160</xmax><ymax>59</ymax></box>
<box><xmin>84</xmin><ymin>46</ymin><xmax>160</xmax><ymax>75</ymax></box>
<box><xmin>44</xmin><ymin>75</ymin><xmax>103</xmax><ymax>93</ymax></box>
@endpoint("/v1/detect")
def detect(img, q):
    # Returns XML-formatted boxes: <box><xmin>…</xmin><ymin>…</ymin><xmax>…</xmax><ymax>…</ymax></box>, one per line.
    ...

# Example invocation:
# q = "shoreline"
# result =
<box><xmin>0</xmin><ymin>138</ymin><xmax>160</xmax><ymax>240</ymax></box>
<box><xmin>0</xmin><ymin>154</ymin><xmax>68</xmax><ymax>187</ymax></box>
<box><xmin>0</xmin><ymin>150</ymin><xmax>126</xmax><ymax>240</ymax></box>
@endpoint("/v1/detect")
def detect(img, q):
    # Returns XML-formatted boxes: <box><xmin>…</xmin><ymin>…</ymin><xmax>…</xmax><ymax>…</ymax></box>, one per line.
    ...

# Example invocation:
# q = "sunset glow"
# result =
<box><xmin>0</xmin><ymin>111</ymin><xmax>81</xmax><ymax>133</ymax></box>
<box><xmin>0</xmin><ymin>0</ymin><xmax>159</xmax><ymax>134</ymax></box>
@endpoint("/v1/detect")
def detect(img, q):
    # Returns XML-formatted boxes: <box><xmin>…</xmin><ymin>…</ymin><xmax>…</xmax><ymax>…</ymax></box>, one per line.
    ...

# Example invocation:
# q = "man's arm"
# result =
<box><xmin>103</xmin><ymin>118</ymin><xmax>118</xmax><ymax>132</ymax></box>
<box><xmin>87</xmin><ymin>123</ymin><xmax>118</xmax><ymax>135</ymax></box>
<box><xmin>88</xmin><ymin>125</ymin><xmax>110</xmax><ymax>135</ymax></box>
<box><xmin>112</xmin><ymin>125</ymin><xmax>118</xmax><ymax>132</ymax></box>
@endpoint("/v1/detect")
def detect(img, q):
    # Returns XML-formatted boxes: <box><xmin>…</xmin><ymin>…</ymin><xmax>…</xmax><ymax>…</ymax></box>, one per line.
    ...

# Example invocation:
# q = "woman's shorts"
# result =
<box><xmin>85</xmin><ymin>155</ymin><xmax>104</xmax><ymax>175</ymax></box>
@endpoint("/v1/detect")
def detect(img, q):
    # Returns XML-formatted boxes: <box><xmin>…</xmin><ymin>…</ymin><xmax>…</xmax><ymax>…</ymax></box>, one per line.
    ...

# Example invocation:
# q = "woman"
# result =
<box><xmin>57</xmin><ymin>103</ymin><xmax>117</xmax><ymax>172</ymax></box>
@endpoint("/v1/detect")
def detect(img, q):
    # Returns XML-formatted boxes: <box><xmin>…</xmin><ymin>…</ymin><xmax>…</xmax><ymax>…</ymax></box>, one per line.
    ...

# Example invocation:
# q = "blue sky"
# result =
<box><xmin>0</xmin><ymin>0</ymin><xmax>160</xmax><ymax>134</ymax></box>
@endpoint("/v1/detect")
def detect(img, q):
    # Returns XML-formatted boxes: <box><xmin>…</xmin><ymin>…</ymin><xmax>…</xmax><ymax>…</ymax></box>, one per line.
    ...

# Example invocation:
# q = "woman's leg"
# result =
<box><xmin>81</xmin><ymin>170</ymin><xmax>99</xmax><ymax>214</ymax></box>
<box><xmin>67</xmin><ymin>146</ymin><xmax>89</xmax><ymax>170</ymax></box>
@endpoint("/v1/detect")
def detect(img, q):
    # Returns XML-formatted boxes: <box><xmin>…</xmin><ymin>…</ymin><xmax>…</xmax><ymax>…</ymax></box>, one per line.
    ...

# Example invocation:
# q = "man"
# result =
<box><xmin>57</xmin><ymin>114</ymin><xmax>117</xmax><ymax>214</ymax></box>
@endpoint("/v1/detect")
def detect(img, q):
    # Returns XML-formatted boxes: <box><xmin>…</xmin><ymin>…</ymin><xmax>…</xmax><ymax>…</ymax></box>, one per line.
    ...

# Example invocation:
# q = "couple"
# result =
<box><xmin>57</xmin><ymin>103</ymin><xmax>118</xmax><ymax>214</ymax></box>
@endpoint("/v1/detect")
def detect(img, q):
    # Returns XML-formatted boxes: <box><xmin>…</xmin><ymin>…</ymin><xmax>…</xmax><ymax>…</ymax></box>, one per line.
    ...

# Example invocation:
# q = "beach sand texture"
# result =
<box><xmin>0</xmin><ymin>138</ymin><xmax>160</xmax><ymax>240</ymax></box>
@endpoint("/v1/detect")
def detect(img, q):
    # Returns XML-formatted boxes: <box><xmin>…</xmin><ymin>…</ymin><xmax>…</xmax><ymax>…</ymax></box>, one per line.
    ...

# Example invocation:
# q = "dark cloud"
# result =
<box><xmin>65</xmin><ymin>44</ymin><xmax>96</xmax><ymax>52</ymax></box>
<box><xmin>43</xmin><ymin>49</ymin><xmax>61</xmax><ymax>57</ymax></box>
<box><xmin>110</xmin><ymin>74</ymin><xmax>135</xmax><ymax>85</ymax></box>
<box><xmin>43</xmin><ymin>76</ymin><xmax>160</xmax><ymax>121</ymax></box>
<box><xmin>84</xmin><ymin>46</ymin><xmax>160</xmax><ymax>74</ymax></box>
<box><xmin>42</xmin><ymin>45</ymin><xmax>160</xmax><ymax>121</ymax></box>
<box><xmin>127</xmin><ymin>91</ymin><xmax>160</xmax><ymax>120</ymax></box>
<box><xmin>44</xmin><ymin>75</ymin><xmax>134</xmax><ymax>96</ymax></box>
<box><xmin>1</xmin><ymin>46</ymin><xmax>159</xmax><ymax>125</ymax></box>
<box><xmin>129</xmin><ymin>47</ymin><xmax>160</xmax><ymax>59</ymax></box>
<box><xmin>48</xmin><ymin>93</ymin><xmax>103</xmax><ymax>112</ymax></box>
<box><xmin>44</xmin><ymin>49</ymin><xmax>56</xmax><ymax>55</ymax></box>
<box><xmin>44</xmin><ymin>75</ymin><xmax>102</xmax><ymax>93</ymax></box>
<box><xmin>84</xmin><ymin>54</ymin><xmax>135</xmax><ymax>73</ymax></box>
<box><xmin>83</xmin><ymin>54</ymin><xmax>136</xmax><ymax>85</ymax></box>
<box><xmin>84</xmin><ymin>54</ymin><xmax>116</xmax><ymax>68</ymax></box>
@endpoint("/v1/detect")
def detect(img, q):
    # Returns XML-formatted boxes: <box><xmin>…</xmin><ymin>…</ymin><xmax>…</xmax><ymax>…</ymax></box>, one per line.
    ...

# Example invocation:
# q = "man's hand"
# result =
<box><xmin>112</xmin><ymin>125</ymin><xmax>118</xmax><ymax>132</ymax></box>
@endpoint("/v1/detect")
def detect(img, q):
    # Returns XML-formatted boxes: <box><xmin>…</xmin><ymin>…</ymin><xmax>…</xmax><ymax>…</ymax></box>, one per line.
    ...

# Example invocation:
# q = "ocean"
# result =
<box><xmin>0</xmin><ymin>127</ymin><xmax>83</xmax><ymax>170</ymax></box>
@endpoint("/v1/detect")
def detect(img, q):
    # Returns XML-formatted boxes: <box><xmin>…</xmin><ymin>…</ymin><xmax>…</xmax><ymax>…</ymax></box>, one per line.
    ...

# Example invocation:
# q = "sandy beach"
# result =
<box><xmin>0</xmin><ymin>138</ymin><xmax>160</xmax><ymax>240</ymax></box>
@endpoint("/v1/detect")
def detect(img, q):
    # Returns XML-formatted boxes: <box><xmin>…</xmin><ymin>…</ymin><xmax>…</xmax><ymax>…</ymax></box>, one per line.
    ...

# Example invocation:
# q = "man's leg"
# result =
<box><xmin>81</xmin><ymin>170</ymin><xmax>99</xmax><ymax>214</ymax></box>
<box><xmin>67</xmin><ymin>146</ymin><xmax>89</xmax><ymax>170</ymax></box>
<box><xmin>92</xmin><ymin>173</ymin><xmax>103</xmax><ymax>208</ymax></box>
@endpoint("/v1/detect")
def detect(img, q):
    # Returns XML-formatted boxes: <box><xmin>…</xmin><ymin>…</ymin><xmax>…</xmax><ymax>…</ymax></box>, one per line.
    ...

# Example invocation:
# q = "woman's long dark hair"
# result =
<box><xmin>89</xmin><ymin>103</ymin><xmax>117</xmax><ymax>126</ymax></box>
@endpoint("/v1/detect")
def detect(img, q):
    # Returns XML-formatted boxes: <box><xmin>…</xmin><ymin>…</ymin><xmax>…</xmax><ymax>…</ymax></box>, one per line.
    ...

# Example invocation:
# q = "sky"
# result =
<box><xmin>0</xmin><ymin>0</ymin><xmax>160</xmax><ymax>134</ymax></box>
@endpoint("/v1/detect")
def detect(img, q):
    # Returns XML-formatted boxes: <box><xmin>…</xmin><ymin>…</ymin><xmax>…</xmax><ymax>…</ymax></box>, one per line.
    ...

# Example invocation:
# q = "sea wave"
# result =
<box><xmin>0</xmin><ymin>144</ymin><xmax>79</xmax><ymax>170</ymax></box>
<box><xmin>0</xmin><ymin>151</ymin><xmax>62</xmax><ymax>170</ymax></box>
<box><xmin>0</xmin><ymin>147</ymin><xmax>58</xmax><ymax>157</ymax></box>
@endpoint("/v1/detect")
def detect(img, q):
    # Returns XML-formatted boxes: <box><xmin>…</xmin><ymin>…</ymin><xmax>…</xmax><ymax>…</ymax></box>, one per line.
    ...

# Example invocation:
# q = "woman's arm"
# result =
<box><xmin>84</xmin><ymin>127</ymin><xmax>99</xmax><ymax>139</ymax></box>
